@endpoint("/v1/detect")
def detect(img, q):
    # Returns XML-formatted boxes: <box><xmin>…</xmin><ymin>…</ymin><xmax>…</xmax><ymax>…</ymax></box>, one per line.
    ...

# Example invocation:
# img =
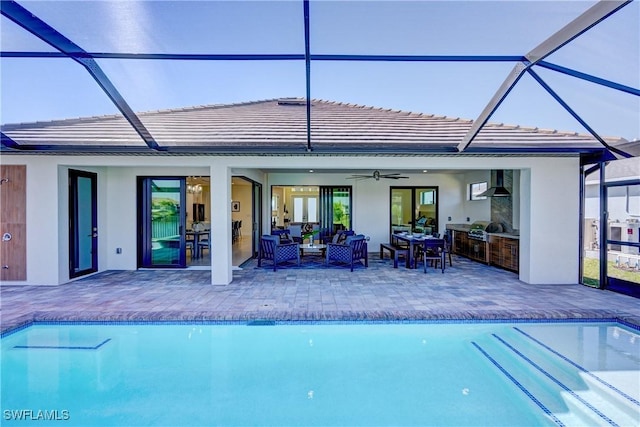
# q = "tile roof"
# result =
<box><xmin>584</xmin><ymin>156</ymin><xmax>640</xmax><ymax>183</ymax></box>
<box><xmin>1</xmin><ymin>99</ymin><xmax>628</xmax><ymax>154</ymax></box>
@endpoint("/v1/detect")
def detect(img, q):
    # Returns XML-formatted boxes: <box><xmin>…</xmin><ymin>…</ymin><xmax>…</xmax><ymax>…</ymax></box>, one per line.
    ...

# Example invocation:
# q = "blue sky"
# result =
<box><xmin>1</xmin><ymin>0</ymin><xmax>639</xmax><ymax>140</ymax></box>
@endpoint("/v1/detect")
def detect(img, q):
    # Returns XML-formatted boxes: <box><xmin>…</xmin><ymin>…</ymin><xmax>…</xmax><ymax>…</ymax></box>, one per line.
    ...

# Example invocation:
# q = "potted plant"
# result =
<box><xmin>302</xmin><ymin>228</ymin><xmax>320</xmax><ymax>246</ymax></box>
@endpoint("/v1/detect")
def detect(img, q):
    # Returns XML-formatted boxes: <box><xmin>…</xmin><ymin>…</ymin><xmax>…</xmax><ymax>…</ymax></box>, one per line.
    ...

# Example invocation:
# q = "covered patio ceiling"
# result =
<box><xmin>1</xmin><ymin>0</ymin><xmax>638</xmax><ymax>161</ymax></box>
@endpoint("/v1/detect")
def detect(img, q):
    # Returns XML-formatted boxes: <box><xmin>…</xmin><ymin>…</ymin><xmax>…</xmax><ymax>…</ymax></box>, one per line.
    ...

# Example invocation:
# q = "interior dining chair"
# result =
<box><xmin>198</xmin><ymin>238</ymin><xmax>210</xmax><ymax>258</ymax></box>
<box><xmin>231</xmin><ymin>220</ymin><xmax>240</xmax><ymax>243</ymax></box>
<box><xmin>185</xmin><ymin>240</ymin><xmax>194</xmax><ymax>259</ymax></box>
<box><xmin>185</xmin><ymin>233</ymin><xmax>196</xmax><ymax>259</ymax></box>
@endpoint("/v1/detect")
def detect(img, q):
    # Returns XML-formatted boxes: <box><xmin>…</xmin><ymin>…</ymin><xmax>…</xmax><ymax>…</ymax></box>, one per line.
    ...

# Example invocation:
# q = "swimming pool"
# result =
<box><xmin>2</xmin><ymin>321</ymin><xmax>639</xmax><ymax>426</ymax></box>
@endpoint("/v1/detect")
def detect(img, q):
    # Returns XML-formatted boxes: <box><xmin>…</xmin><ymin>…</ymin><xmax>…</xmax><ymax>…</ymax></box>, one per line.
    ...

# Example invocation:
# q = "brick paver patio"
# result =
<box><xmin>2</xmin><ymin>255</ymin><xmax>639</xmax><ymax>334</ymax></box>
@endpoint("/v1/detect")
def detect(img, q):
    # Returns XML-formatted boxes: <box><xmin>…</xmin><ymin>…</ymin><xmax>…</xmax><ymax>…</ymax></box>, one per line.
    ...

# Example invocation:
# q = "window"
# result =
<box><xmin>420</xmin><ymin>190</ymin><xmax>435</xmax><ymax>205</ymax></box>
<box><xmin>470</xmin><ymin>182</ymin><xmax>488</xmax><ymax>200</ymax></box>
<box><xmin>293</xmin><ymin>196</ymin><xmax>318</xmax><ymax>222</ymax></box>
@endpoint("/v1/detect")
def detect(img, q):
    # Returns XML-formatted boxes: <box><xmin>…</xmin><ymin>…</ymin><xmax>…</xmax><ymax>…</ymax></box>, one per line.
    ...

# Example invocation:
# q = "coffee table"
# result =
<box><xmin>299</xmin><ymin>243</ymin><xmax>327</xmax><ymax>258</ymax></box>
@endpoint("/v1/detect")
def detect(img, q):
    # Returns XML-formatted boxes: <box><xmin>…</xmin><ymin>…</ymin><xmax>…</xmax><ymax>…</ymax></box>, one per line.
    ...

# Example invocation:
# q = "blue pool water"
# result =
<box><xmin>2</xmin><ymin>321</ymin><xmax>639</xmax><ymax>426</ymax></box>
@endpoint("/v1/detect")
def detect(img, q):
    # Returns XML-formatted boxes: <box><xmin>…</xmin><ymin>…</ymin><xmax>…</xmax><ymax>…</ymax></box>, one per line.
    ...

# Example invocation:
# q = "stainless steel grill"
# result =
<box><xmin>468</xmin><ymin>221</ymin><xmax>503</xmax><ymax>241</ymax></box>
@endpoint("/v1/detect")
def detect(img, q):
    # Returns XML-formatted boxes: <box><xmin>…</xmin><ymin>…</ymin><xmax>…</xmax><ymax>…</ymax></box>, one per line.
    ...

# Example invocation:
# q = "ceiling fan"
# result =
<box><xmin>347</xmin><ymin>170</ymin><xmax>409</xmax><ymax>181</ymax></box>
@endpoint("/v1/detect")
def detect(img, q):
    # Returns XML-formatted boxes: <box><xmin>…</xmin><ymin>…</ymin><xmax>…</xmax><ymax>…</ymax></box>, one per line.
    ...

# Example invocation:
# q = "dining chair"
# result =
<box><xmin>231</xmin><ymin>221</ymin><xmax>240</xmax><ymax>243</ymax></box>
<box><xmin>185</xmin><ymin>232</ymin><xmax>196</xmax><ymax>258</ymax></box>
<box><xmin>415</xmin><ymin>238</ymin><xmax>446</xmax><ymax>273</ymax></box>
<box><xmin>198</xmin><ymin>238</ymin><xmax>210</xmax><ymax>258</ymax></box>
<box><xmin>443</xmin><ymin>234</ymin><xmax>453</xmax><ymax>267</ymax></box>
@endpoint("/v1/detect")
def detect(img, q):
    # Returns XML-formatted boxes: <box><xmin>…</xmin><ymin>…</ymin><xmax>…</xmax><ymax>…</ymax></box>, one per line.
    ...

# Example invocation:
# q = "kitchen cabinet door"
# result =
<box><xmin>502</xmin><ymin>238</ymin><xmax>519</xmax><ymax>271</ymax></box>
<box><xmin>453</xmin><ymin>231</ymin><xmax>468</xmax><ymax>256</ymax></box>
<box><xmin>469</xmin><ymin>240</ymin><xmax>488</xmax><ymax>263</ymax></box>
<box><xmin>489</xmin><ymin>237</ymin><xmax>501</xmax><ymax>266</ymax></box>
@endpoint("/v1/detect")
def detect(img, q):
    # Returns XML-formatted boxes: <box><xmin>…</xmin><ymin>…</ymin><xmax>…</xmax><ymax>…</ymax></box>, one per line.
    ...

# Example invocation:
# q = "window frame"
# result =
<box><xmin>470</xmin><ymin>181</ymin><xmax>488</xmax><ymax>201</ymax></box>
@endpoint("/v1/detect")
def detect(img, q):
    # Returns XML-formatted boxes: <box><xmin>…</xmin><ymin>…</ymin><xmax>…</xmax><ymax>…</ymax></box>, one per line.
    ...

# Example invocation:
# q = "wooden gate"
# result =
<box><xmin>0</xmin><ymin>165</ymin><xmax>26</xmax><ymax>281</ymax></box>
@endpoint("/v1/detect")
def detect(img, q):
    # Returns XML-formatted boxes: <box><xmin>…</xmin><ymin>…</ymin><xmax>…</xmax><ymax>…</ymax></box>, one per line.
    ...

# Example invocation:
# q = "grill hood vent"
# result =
<box><xmin>479</xmin><ymin>170</ymin><xmax>510</xmax><ymax>197</ymax></box>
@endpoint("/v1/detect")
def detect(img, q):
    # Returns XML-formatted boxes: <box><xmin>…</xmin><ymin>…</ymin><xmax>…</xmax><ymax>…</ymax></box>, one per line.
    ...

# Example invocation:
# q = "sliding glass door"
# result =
<box><xmin>138</xmin><ymin>177</ymin><xmax>187</xmax><ymax>268</ymax></box>
<box><xmin>271</xmin><ymin>185</ymin><xmax>351</xmax><ymax>240</ymax></box>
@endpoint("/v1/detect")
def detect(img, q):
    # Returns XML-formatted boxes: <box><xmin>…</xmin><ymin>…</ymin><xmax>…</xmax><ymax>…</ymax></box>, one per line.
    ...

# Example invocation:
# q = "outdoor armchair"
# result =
<box><xmin>323</xmin><ymin>229</ymin><xmax>355</xmax><ymax>245</ymax></box>
<box><xmin>271</xmin><ymin>228</ymin><xmax>295</xmax><ymax>244</ymax></box>
<box><xmin>287</xmin><ymin>224</ymin><xmax>303</xmax><ymax>243</ymax></box>
<box><xmin>325</xmin><ymin>234</ymin><xmax>368</xmax><ymax>271</ymax></box>
<box><xmin>258</xmin><ymin>235</ymin><xmax>300</xmax><ymax>271</ymax></box>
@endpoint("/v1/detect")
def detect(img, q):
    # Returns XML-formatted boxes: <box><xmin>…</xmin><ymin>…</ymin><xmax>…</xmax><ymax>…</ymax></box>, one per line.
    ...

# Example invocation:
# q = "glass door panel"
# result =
<box><xmin>69</xmin><ymin>170</ymin><xmax>97</xmax><ymax>278</ymax></box>
<box><xmin>606</xmin><ymin>182</ymin><xmax>640</xmax><ymax>293</ymax></box>
<box><xmin>318</xmin><ymin>186</ymin><xmax>352</xmax><ymax>241</ymax></box>
<box><xmin>390</xmin><ymin>186</ymin><xmax>439</xmax><ymax>237</ymax></box>
<box><xmin>139</xmin><ymin>177</ymin><xmax>186</xmax><ymax>268</ymax></box>
<box><xmin>415</xmin><ymin>187</ymin><xmax>438</xmax><ymax>235</ymax></box>
<box><xmin>151</xmin><ymin>179</ymin><xmax>183</xmax><ymax>266</ymax></box>
<box><xmin>75</xmin><ymin>176</ymin><xmax>94</xmax><ymax>271</ymax></box>
<box><xmin>330</xmin><ymin>187</ymin><xmax>351</xmax><ymax>233</ymax></box>
<box><xmin>253</xmin><ymin>181</ymin><xmax>262</xmax><ymax>258</ymax></box>
<box><xmin>390</xmin><ymin>188</ymin><xmax>412</xmax><ymax>234</ymax></box>
<box><xmin>581</xmin><ymin>164</ymin><xmax>601</xmax><ymax>288</ymax></box>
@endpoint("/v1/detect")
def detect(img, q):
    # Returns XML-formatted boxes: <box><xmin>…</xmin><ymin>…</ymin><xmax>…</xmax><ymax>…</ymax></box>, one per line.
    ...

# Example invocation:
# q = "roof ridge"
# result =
<box><xmin>143</xmin><ymin>99</ymin><xmax>281</xmax><ymax>115</ymax></box>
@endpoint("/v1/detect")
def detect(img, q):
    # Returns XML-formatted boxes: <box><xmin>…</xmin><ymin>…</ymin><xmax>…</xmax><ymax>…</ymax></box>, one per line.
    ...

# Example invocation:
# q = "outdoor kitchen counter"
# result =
<box><xmin>447</xmin><ymin>225</ymin><xmax>520</xmax><ymax>271</ymax></box>
<box><xmin>445</xmin><ymin>224</ymin><xmax>471</xmax><ymax>232</ymax></box>
<box><xmin>487</xmin><ymin>232</ymin><xmax>520</xmax><ymax>239</ymax></box>
<box><xmin>446</xmin><ymin>224</ymin><xmax>519</xmax><ymax>239</ymax></box>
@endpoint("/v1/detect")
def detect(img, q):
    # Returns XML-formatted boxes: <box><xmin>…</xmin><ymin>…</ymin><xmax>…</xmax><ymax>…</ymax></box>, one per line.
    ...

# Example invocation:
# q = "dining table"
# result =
<box><xmin>391</xmin><ymin>233</ymin><xmax>437</xmax><ymax>268</ymax></box>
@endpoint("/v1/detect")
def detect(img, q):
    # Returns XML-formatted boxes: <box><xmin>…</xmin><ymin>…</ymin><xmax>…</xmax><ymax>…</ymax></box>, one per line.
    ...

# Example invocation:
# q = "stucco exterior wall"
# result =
<box><xmin>0</xmin><ymin>154</ymin><xmax>581</xmax><ymax>286</ymax></box>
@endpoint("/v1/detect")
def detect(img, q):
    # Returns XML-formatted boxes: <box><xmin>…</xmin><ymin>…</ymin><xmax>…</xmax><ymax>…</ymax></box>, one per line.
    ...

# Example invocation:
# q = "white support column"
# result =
<box><xmin>209</xmin><ymin>165</ymin><xmax>233</xmax><ymax>285</ymax></box>
<box><xmin>520</xmin><ymin>159</ymin><xmax>581</xmax><ymax>284</ymax></box>
<box><xmin>518</xmin><ymin>169</ymin><xmax>532</xmax><ymax>283</ymax></box>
